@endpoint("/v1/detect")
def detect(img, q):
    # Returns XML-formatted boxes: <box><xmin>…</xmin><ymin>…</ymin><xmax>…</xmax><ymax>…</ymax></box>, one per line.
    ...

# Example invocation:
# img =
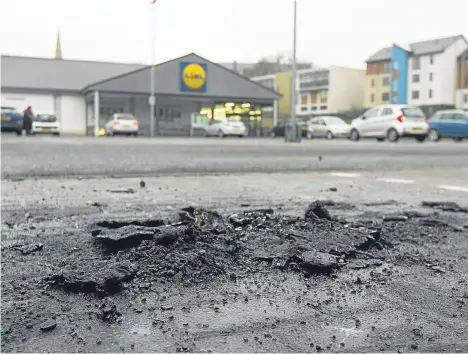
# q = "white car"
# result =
<box><xmin>204</xmin><ymin>119</ymin><xmax>247</xmax><ymax>138</ymax></box>
<box><xmin>105</xmin><ymin>113</ymin><xmax>139</xmax><ymax>136</ymax></box>
<box><xmin>349</xmin><ymin>105</ymin><xmax>429</xmax><ymax>142</ymax></box>
<box><xmin>307</xmin><ymin>116</ymin><xmax>350</xmax><ymax>140</ymax></box>
<box><xmin>31</xmin><ymin>112</ymin><xmax>60</xmax><ymax>135</ymax></box>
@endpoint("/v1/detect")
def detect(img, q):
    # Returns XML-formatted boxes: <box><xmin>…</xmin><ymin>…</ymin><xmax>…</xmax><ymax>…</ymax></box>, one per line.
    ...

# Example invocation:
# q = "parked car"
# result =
<box><xmin>104</xmin><ymin>113</ymin><xmax>139</xmax><ymax>136</ymax></box>
<box><xmin>31</xmin><ymin>112</ymin><xmax>60</xmax><ymax>135</ymax></box>
<box><xmin>428</xmin><ymin>109</ymin><xmax>468</xmax><ymax>142</ymax></box>
<box><xmin>1</xmin><ymin>106</ymin><xmax>23</xmax><ymax>135</ymax></box>
<box><xmin>203</xmin><ymin>119</ymin><xmax>247</xmax><ymax>138</ymax></box>
<box><xmin>307</xmin><ymin>116</ymin><xmax>351</xmax><ymax>140</ymax></box>
<box><xmin>270</xmin><ymin>121</ymin><xmax>308</xmax><ymax>138</ymax></box>
<box><xmin>349</xmin><ymin>105</ymin><xmax>429</xmax><ymax>142</ymax></box>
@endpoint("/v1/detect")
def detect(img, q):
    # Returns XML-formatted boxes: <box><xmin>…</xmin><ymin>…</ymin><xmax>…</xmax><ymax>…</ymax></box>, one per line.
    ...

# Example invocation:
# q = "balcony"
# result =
<box><xmin>298</xmin><ymin>79</ymin><xmax>329</xmax><ymax>91</ymax></box>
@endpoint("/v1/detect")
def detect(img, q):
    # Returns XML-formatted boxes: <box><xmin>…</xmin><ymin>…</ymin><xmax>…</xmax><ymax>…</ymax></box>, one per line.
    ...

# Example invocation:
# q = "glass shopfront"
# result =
<box><xmin>198</xmin><ymin>102</ymin><xmax>268</xmax><ymax>136</ymax></box>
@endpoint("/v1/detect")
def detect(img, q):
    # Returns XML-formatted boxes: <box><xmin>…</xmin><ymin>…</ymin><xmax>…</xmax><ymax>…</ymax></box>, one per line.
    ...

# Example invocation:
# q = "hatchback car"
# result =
<box><xmin>307</xmin><ymin>116</ymin><xmax>351</xmax><ymax>140</ymax></box>
<box><xmin>105</xmin><ymin>113</ymin><xmax>139</xmax><ymax>136</ymax></box>
<box><xmin>31</xmin><ymin>112</ymin><xmax>60</xmax><ymax>135</ymax></box>
<box><xmin>204</xmin><ymin>119</ymin><xmax>247</xmax><ymax>138</ymax></box>
<box><xmin>270</xmin><ymin>121</ymin><xmax>308</xmax><ymax>138</ymax></box>
<box><xmin>1</xmin><ymin>106</ymin><xmax>23</xmax><ymax>135</ymax></box>
<box><xmin>349</xmin><ymin>105</ymin><xmax>429</xmax><ymax>142</ymax></box>
<box><xmin>428</xmin><ymin>110</ymin><xmax>468</xmax><ymax>142</ymax></box>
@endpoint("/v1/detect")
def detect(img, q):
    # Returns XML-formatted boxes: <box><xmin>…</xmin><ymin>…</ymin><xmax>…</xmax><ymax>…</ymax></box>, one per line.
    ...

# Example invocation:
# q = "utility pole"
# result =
<box><xmin>289</xmin><ymin>0</ymin><xmax>298</xmax><ymax>141</ymax></box>
<box><xmin>149</xmin><ymin>0</ymin><xmax>157</xmax><ymax>137</ymax></box>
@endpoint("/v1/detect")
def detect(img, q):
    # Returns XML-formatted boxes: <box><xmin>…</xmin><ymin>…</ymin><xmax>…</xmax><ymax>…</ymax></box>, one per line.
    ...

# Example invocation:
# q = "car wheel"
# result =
<box><xmin>53</xmin><ymin>132</ymin><xmax>60</xmax><ymax>136</ymax></box>
<box><xmin>376</xmin><ymin>137</ymin><xmax>385</xmax><ymax>142</ymax></box>
<box><xmin>238</xmin><ymin>135</ymin><xmax>244</xmax><ymax>138</ymax></box>
<box><xmin>415</xmin><ymin>135</ymin><xmax>426</xmax><ymax>142</ymax></box>
<box><xmin>218</xmin><ymin>129</ymin><xmax>225</xmax><ymax>138</ymax></box>
<box><xmin>306</xmin><ymin>131</ymin><xmax>314</xmax><ymax>140</ymax></box>
<box><xmin>453</xmin><ymin>137</ymin><xmax>463</xmax><ymax>142</ymax></box>
<box><xmin>349</xmin><ymin>129</ymin><xmax>360</xmax><ymax>141</ymax></box>
<box><xmin>386</xmin><ymin>128</ymin><xmax>399</xmax><ymax>142</ymax></box>
<box><xmin>326</xmin><ymin>131</ymin><xmax>334</xmax><ymax>140</ymax></box>
<box><xmin>428</xmin><ymin>129</ymin><xmax>440</xmax><ymax>142</ymax></box>
<box><xmin>16</xmin><ymin>129</ymin><xmax>23</xmax><ymax>136</ymax></box>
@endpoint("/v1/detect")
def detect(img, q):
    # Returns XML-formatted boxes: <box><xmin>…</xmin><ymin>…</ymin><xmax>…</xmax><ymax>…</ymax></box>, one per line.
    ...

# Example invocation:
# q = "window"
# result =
<box><xmin>412</xmin><ymin>91</ymin><xmax>420</xmax><ymax>99</ymax></box>
<box><xmin>364</xmin><ymin>108</ymin><xmax>379</xmax><ymax>119</ymax></box>
<box><xmin>430</xmin><ymin>55</ymin><xmax>434</xmax><ymax>65</ymax></box>
<box><xmin>320</xmin><ymin>105</ymin><xmax>328</xmax><ymax>110</ymax></box>
<box><xmin>382</xmin><ymin>77</ymin><xmax>390</xmax><ymax>86</ymax></box>
<box><xmin>372</xmin><ymin>63</ymin><xmax>377</xmax><ymax>72</ymax></box>
<box><xmin>301</xmin><ymin>95</ymin><xmax>308</xmax><ymax>104</ymax></box>
<box><xmin>464</xmin><ymin>93</ymin><xmax>468</xmax><ymax>103</ymax></box>
<box><xmin>412</xmin><ymin>56</ymin><xmax>420</xmax><ymax>70</ymax></box>
<box><xmin>465</xmin><ymin>77</ymin><xmax>468</xmax><ymax>87</ymax></box>
<box><xmin>301</xmin><ymin>106</ymin><xmax>308</xmax><ymax>112</ymax></box>
<box><xmin>393</xmin><ymin>61</ymin><xmax>399</xmax><ymax>70</ymax></box>
<box><xmin>393</xmin><ymin>80</ymin><xmax>398</xmax><ymax>90</ymax></box>
<box><xmin>412</xmin><ymin>74</ymin><xmax>420</xmax><ymax>83</ymax></box>
<box><xmin>370</xmin><ymin>94</ymin><xmax>375</xmax><ymax>103</ymax></box>
<box><xmin>383</xmin><ymin>62</ymin><xmax>391</xmax><ymax>73</ymax></box>
<box><xmin>382</xmin><ymin>108</ymin><xmax>394</xmax><ymax>115</ymax></box>
<box><xmin>453</xmin><ymin>113</ymin><xmax>468</xmax><ymax>121</ymax></box>
<box><xmin>429</xmin><ymin>73</ymin><xmax>433</xmax><ymax>81</ymax></box>
<box><xmin>401</xmin><ymin>107</ymin><xmax>425</xmax><ymax>117</ymax></box>
<box><xmin>371</xmin><ymin>78</ymin><xmax>375</xmax><ymax>87</ymax></box>
<box><xmin>429</xmin><ymin>89</ymin><xmax>432</xmax><ymax>99</ymax></box>
<box><xmin>311</xmin><ymin>106</ymin><xmax>318</xmax><ymax>111</ymax></box>
<box><xmin>382</xmin><ymin>93</ymin><xmax>390</xmax><ymax>101</ymax></box>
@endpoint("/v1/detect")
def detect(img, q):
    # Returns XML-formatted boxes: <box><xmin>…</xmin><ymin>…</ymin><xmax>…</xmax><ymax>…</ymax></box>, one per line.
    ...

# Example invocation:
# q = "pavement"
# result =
<box><xmin>2</xmin><ymin>135</ymin><xmax>468</xmax><ymax>353</ymax></box>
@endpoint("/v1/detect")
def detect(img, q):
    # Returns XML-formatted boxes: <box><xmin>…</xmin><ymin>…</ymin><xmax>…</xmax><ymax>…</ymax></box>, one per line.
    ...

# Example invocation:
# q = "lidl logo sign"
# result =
<box><xmin>180</xmin><ymin>62</ymin><xmax>207</xmax><ymax>92</ymax></box>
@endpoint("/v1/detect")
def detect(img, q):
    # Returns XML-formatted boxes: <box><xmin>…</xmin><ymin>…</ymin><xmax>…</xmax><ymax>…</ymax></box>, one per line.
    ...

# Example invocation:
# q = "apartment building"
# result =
<box><xmin>296</xmin><ymin>66</ymin><xmax>365</xmax><ymax>117</ymax></box>
<box><xmin>252</xmin><ymin>71</ymin><xmax>292</xmax><ymax>121</ymax></box>
<box><xmin>365</xmin><ymin>35</ymin><xmax>468</xmax><ymax>114</ymax></box>
<box><xmin>456</xmin><ymin>49</ymin><xmax>468</xmax><ymax>109</ymax></box>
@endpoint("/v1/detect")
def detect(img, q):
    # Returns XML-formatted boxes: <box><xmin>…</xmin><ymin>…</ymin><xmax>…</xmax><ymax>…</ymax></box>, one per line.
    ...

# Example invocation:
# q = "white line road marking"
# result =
<box><xmin>329</xmin><ymin>172</ymin><xmax>361</xmax><ymax>178</ymax></box>
<box><xmin>436</xmin><ymin>185</ymin><xmax>468</xmax><ymax>193</ymax></box>
<box><xmin>377</xmin><ymin>178</ymin><xmax>415</xmax><ymax>184</ymax></box>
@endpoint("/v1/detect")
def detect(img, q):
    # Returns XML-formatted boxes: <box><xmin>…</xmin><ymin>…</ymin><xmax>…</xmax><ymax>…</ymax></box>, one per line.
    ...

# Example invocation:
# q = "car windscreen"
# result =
<box><xmin>401</xmin><ymin>107</ymin><xmax>425</xmax><ymax>117</ymax></box>
<box><xmin>324</xmin><ymin>117</ymin><xmax>347</xmax><ymax>125</ymax></box>
<box><xmin>35</xmin><ymin>114</ymin><xmax>57</xmax><ymax>122</ymax></box>
<box><xmin>1</xmin><ymin>107</ymin><xmax>16</xmax><ymax>114</ymax></box>
<box><xmin>116</xmin><ymin>115</ymin><xmax>135</xmax><ymax>120</ymax></box>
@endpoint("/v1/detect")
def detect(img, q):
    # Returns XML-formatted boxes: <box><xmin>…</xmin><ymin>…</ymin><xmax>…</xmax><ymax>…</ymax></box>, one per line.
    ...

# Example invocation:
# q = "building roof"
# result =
<box><xmin>1</xmin><ymin>55</ymin><xmax>146</xmax><ymax>92</ymax></box>
<box><xmin>366</xmin><ymin>35</ymin><xmax>467</xmax><ymax>63</ymax></box>
<box><xmin>82</xmin><ymin>53</ymin><xmax>281</xmax><ymax>102</ymax></box>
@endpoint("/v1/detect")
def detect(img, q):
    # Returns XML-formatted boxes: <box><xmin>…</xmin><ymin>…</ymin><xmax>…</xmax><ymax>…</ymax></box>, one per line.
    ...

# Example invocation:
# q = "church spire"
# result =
<box><xmin>55</xmin><ymin>30</ymin><xmax>62</xmax><ymax>59</ymax></box>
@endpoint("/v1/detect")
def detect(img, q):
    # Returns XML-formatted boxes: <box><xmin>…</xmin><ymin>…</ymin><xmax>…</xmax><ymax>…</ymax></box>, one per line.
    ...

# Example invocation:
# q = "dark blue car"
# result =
<box><xmin>1</xmin><ymin>106</ymin><xmax>24</xmax><ymax>135</ymax></box>
<box><xmin>428</xmin><ymin>109</ymin><xmax>468</xmax><ymax>142</ymax></box>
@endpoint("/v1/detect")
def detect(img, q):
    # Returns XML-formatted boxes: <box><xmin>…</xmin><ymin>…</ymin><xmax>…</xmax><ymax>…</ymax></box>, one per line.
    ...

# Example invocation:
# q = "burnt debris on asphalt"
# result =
<box><xmin>2</xmin><ymin>199</ymin><xmax>468</xmax><ymax>352</ymax></box>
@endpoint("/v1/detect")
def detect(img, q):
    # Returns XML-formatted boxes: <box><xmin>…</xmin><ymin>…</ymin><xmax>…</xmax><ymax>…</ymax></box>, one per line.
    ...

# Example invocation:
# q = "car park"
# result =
<box><xmin>349</xmin><ymin>104</ymin><xmax>429</xmax><ymax>142</ymax></box>
<box><xmin>1</xmin><ymin>106</ymin><xmax>23</xmax><ymax>135</ymax></box>
<box><xmin>104</xmin><ymin>113</ymin><xmax>139</xmax><ymax>136</ymax></box>
<box><xmin>204</xmin><ymin>119</ymin><xmax>247</xmax><ymax>138</ymax></box>
<box><xmin>31</xmin><ymin>112</ymin><xmax>60</xmax><ymax>135</ymax></box>
<box><xmin>307</xmin><ymin>116</ymin><xmax>351</xmax><ymax>140</ymax></box>
<box><xmin>428</xmin><ymin>109</ymin><xmax>468</xmax><ymax>142</ymax></box>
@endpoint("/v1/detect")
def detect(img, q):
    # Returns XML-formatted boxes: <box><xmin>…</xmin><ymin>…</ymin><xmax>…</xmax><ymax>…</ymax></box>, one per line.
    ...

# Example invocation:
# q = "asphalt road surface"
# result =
<box><xmin>2</xmin><ymin>135</ymin><xmax>468</xmax><ymax>178</ymax></box>
<box><xmin>2</xmin><ymin>135</ymin><xmax>468</xmax><ymax>353</ymax></box>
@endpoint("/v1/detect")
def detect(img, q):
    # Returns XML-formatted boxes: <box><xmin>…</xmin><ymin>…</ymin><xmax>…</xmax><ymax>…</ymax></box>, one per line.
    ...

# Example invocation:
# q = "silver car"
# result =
<box><xmin>307</xmin><ymin>116</ymin><xmax>351</xmax><ymax>140</ymax></box>
<box><xmin>104</xmin><ymin>113</ymin><xmax>139</xmax><ymax>136</ymax></box>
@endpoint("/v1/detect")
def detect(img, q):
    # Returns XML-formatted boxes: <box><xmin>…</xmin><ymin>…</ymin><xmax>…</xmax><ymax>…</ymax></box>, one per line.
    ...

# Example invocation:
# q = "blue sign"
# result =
<box><xmin>180</xmin><ymin>62</ymin><xmax>207</xmax><ymax>93</ymax></box>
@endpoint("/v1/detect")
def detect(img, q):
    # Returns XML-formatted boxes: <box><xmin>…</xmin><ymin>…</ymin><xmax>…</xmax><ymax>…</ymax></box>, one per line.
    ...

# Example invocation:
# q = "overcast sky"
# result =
<box><xmin>1</xmin><ymin>0</ymin><xmax>467</xmax><ymax>68</ymax></box>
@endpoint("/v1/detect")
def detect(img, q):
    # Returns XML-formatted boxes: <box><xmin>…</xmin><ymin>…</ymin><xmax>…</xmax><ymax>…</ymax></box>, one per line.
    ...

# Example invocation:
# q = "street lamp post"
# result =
<box><xmin>289</xmin><ymin>0</ymin><xmax>298</xmax><ymax>141</ymax></box>
<box><xmin>149</xmin><ymin>0</ymin><xmax>157</xmax><ymax>137</ymax></box>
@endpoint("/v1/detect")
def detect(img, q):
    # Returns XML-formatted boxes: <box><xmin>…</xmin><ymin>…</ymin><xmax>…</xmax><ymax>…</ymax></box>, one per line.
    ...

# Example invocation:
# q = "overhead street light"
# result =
<box><xmin>149</xmin><ymin>0</ymin><xmax>158</xmax><ymax>137</ymax></box>
<box><xmin>287</xmin><ymin>0</ymin><xmax>298</xmax><ymax>142</ymax></box>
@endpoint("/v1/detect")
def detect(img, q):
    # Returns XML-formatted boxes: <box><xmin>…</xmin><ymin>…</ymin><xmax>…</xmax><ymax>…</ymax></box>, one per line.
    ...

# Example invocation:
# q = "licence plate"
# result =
<box><xmin>232</xmin><ymin>129</ymin><xmax>240</xmax><ymax>134</ymax></box>
<box><xmin>1</xmin><ymin>116</ymin><xmax>11</xmax><ymax>121</ymax></box>
<box><xmin>124</xmin><ymin>125</ymin><xmax>131</xmax><ymax>128</ymax></box>
<box><xmin>41</xmin><ymin>128</ymin><xmax>51</xmax><ymax>132</ymax></box>
<box><xmin>412</xmin><ymin>128</ymin><xmax>422</xmax><ymax>132</ymax></box>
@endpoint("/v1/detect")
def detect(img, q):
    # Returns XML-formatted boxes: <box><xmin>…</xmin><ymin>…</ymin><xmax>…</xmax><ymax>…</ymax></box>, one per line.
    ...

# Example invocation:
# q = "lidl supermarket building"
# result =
<box><xmin>1</xmin><ymin>53</ymin><xmax>281</xmax><ymax>136</ymax></box>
